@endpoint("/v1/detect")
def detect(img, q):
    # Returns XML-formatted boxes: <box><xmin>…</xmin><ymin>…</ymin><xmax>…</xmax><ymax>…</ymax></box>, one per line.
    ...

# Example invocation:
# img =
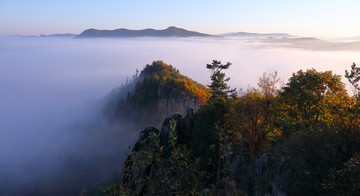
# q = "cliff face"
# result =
<box><xmin>104</xmin><ymin>81</ymin><xmax>202</xmax><ymax>127</ymax></box>
<box><xmin>156</xmin><ymin>85</ymin><xmax>200</xmax><ymax>120</ymax></box>
<box><xmin>230</xmin><ymin>150</ymin><xmax>287</xmax><ymax>196</ymax></box>
<box><xmin>121</xmin><ymin>107</ymin><xmax>196</xmax><ymax>194</ymax></box>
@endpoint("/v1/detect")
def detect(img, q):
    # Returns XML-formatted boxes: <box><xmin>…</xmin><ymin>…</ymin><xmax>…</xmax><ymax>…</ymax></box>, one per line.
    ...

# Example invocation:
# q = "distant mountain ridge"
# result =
<box><xmin>77</xmin><ymin>26</ymin><xmax>217</xmax><ymax>38</ymax></box>
<box><xmin>20</xmin><ymin>28</ymin><xmax>359</xmax><ymax>41</ymax></box>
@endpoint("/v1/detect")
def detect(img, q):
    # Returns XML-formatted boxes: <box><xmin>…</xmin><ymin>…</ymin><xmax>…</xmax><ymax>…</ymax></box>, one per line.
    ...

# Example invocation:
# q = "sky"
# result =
<box><xmin>1</xmin><ymin>0</ymin><xmax>360</xmax><ymax>37</ymax></box>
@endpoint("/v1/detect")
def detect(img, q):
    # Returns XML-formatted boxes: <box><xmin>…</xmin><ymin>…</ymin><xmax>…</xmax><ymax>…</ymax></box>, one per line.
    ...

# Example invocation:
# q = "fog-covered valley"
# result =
<box><xmin>0</xmin><ymin>36</ymin><xmax>359</xmax><ymax>195</ymax></box>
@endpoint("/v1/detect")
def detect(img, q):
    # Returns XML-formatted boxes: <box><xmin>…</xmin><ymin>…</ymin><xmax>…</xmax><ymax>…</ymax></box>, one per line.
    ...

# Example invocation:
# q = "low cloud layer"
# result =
<box><xmin>0</xmin><ymin>36</ymin><xmax>358</xmax><ymax>195</ymax></box>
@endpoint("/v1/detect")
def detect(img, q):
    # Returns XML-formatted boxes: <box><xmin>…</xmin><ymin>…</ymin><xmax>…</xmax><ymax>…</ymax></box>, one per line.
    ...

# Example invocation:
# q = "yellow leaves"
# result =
<box><xmin>147</xmin><ymin>61</ymin><xmax>211</xmax><ymax>103</ymax></box>
<box><xmin>153</xmin><ymin>74</ymin><xmax>160</xmax><ymax>81</ymax></box>
<box><xmin>266</xmin><ymin>128</ymin><xmax>282</xmax><ymax>141</ymax></box>
<box><xmin>319</xmin><ymin>91</ymin><xmax>360</xmax><ymax>129</ymax></box>
<box><xmin>225</xmin><ymin>90</ymin><xmax>270</xmax><ymax>155</ymax></box>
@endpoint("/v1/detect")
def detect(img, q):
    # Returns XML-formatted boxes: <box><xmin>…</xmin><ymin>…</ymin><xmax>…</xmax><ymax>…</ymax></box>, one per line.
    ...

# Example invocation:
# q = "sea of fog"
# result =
<box><xmin>0</xmin><ymin>36</ymin><xmax>358</xmax><ymax>195</ymax></box>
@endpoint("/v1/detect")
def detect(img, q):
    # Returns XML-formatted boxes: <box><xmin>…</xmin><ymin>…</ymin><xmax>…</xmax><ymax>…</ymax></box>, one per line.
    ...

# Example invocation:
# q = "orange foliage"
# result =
<box><xmin>143</xmin><ymin>61</ymin><xmax>211</xmax><ymax>103</ymax></box>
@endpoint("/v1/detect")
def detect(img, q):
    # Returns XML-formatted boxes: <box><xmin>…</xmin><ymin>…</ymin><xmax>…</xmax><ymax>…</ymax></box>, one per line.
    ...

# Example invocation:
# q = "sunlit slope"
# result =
<box><xmin>104</xmin><ymin>61</ymin><xmax>211</xmax><ymax>123</ymax></box>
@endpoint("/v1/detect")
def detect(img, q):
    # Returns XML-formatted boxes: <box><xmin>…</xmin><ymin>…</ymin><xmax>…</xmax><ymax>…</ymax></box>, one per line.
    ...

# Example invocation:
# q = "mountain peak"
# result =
<box><xmin>167</xmin><ymin>26</ymin><xmax>178</xmax><ymax>29</ymax></box>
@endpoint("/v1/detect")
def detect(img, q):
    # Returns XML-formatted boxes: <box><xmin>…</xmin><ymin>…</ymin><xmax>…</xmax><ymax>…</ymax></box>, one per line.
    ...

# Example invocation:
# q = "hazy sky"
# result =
<box><xmin>1</xmin><ymin>0</ymin><xmax>360</xmax><ymax>37</ymax></box>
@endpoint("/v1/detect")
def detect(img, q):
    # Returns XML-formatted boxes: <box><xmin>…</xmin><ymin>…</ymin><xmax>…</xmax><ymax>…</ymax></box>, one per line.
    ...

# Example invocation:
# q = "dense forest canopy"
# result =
<box><xmin>104</xmin><ymin>60</ymin><xmax>360</xmax><ymax>196</ymax></box>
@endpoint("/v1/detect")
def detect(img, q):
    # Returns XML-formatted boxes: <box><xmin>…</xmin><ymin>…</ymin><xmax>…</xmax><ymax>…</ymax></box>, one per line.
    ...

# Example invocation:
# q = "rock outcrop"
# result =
<box><xmin>230</xmin><ymin>150</ymin><xmax>287</xmax><ymax>196</ymax></box>
<box><xmin>122</xmin><ymin>107</ymin><xmax>195</xmax><ymax>191</ymax></box>
<box><xmin>117</xmin><ymin>107</ymin><xmax>290</xmax><ymax>195</ymax></box>
<box><xmin>156</xmin><ymin>86</ymin><xmax>199</xmax><ymax>120</ymax></box>
<box><xmin>122</xmin><ymin>106</ymin><xmax>288</xmax><ymax>195</ymax></box>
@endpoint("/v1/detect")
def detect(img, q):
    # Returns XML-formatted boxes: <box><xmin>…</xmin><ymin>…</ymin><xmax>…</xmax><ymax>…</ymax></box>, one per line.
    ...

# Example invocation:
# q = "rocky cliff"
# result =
<box><xmin>121</xmin><ymin>106</ymin><xmax>288</xmax><ymax>195</ymax></box>
<box><xmin>121</xmin><ymin>107</ymin><xmax>196</xmax><ymax>194</ymax></box>
<box><xmin>156</xmin><ymin>85</ymin><xmax>200</xmax><ymax>120</ymax></box>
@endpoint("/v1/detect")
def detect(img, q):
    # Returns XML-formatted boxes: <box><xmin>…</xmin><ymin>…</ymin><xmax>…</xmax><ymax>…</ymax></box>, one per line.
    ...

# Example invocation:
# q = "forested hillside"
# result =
<box><xmin>103</xmin><ymin>60</ymin><xmax>360</xmax><ymax>196</ymax></box>
<box><xmin>103</xmin><ymin>60</ymin><xmax>210</xmax><ymax>125</ymax></box>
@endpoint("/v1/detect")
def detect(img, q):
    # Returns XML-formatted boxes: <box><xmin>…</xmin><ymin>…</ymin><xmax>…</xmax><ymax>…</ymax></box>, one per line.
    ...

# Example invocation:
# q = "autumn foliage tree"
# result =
<box><xmin>225</xmin><ymin>71</ymin><xmax>281</xmax><ymax>158</ymax></box>
<box><xmin>226</xmin><ymin>89</ymin><xmax>267</xmax><ymax>157</ymax></box>
<box><xmin>280</xmin><ymin>69</ymin><xmax>345</xmax><ymax>122</ymax></box>
<box><xmin>272</xmin><ymin>69</ymin><xmax>360</xmax><ymax>194</ymax></box>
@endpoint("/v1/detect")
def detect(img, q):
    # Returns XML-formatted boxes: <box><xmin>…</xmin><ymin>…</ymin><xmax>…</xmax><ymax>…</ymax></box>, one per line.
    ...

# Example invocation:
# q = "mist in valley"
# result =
<box><xmin>0</xmin><ymin>36</ymin><xmax>358</xmax><ymax>195</ymax></box>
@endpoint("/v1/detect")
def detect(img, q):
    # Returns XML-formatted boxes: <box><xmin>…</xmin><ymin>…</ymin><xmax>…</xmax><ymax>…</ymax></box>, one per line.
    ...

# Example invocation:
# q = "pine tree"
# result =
<box><xmin>206</xmin><ymin>60</ymin><xmax>236</xmax><ymax>106</ymax></box>
<box><xmin>345</xmin><ymin>62</ymin><xmax>360</xmax><ymax>98</ymax></box>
